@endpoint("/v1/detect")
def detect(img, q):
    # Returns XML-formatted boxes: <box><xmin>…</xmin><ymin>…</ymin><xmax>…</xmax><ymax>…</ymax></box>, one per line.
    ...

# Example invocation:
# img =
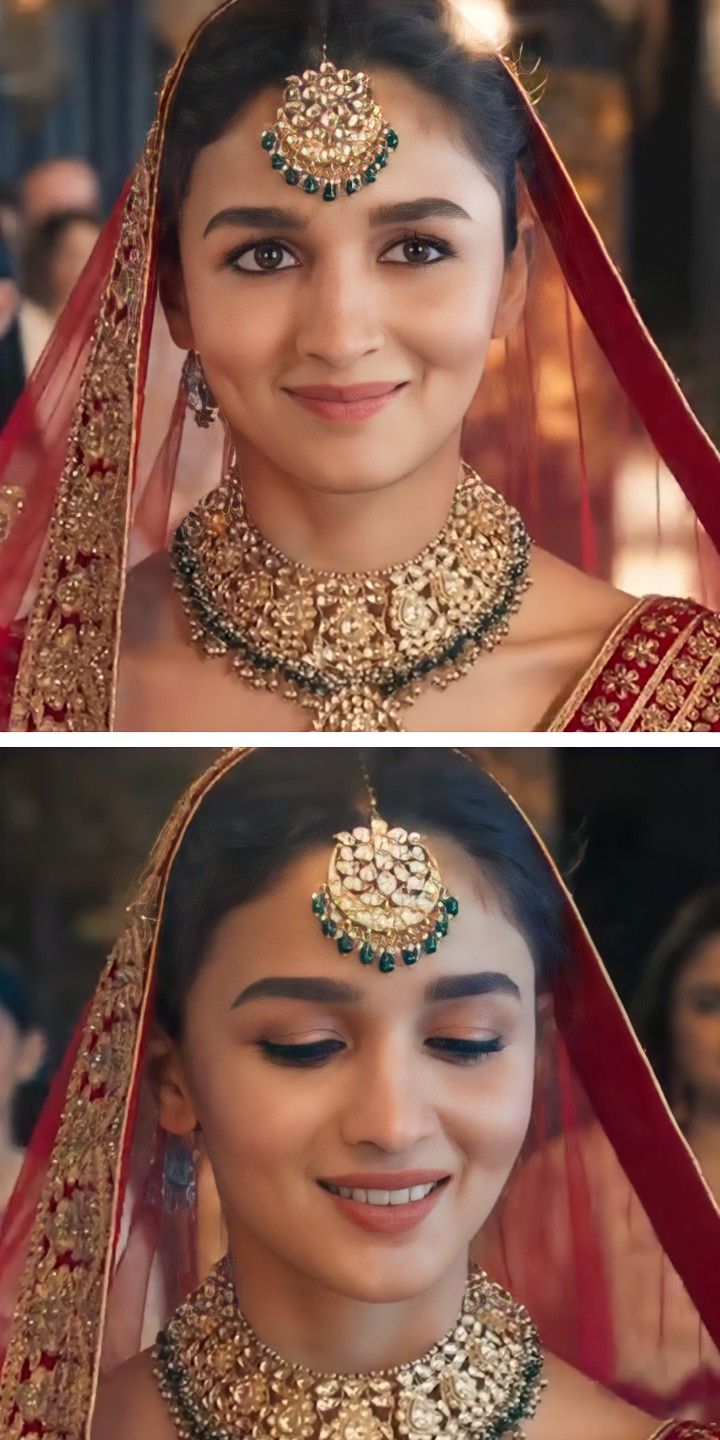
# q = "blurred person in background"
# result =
<box><xmin>634</xmin><ymin>887</ymin><xmax>720</xmax><ymax>1204</ymax></box>
<box><xmin>17</xmin><ymin>208</ymin><xmax>101</xmax><ymax>374</ymax></box>
<box><xmin>0</xmin><ymin>231</ymin><xmax>25</xmax><ymax>430</ymax></box>
<box><xmin>0</xmin><ymin>950</ymin><xmax>46</xmax><ymax>1219</ymax></box>
<box><xmin>19</xmin><ymin>158</ymin><xmax>101</xmax><ymax>232</ymax></box>
<box><xmin>0</xmin><ymin>186</ymin><xmax>21</xmax><ymax>266</ymax></box>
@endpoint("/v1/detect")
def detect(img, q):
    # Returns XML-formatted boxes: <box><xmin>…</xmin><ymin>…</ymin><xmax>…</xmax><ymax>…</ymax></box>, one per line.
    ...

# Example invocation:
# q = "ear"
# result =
<box><xmin>18</xmin><ymin>1028</ymin><xmax>46</xmax><ymax>1084</ymax></box>
<box><xmin>159</xmin><ymin>259</ymin><xmax>195</xmax><ymax>352</ymax></box>
<box><xmin>146</xmin><ymin>1030</ymin><xmax>198</xmax><ymax>1136</ymax></box>
<box><xmin>491</xmin><ymin>214</ymin><xmax>534</xmax><ymax>340</ymax></box>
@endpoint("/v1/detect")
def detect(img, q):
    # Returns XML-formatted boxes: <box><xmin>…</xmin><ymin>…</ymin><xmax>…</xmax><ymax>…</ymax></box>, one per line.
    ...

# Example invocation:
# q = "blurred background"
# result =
<box><xmin>1</xmin><ymin>746</ymin><xmax>719</xmax><ymax>1202</ymax></box>
<box><xmin>1</xmin><ymin>0</ymin><xmax>719</xmax><ymax>584</ymax></box>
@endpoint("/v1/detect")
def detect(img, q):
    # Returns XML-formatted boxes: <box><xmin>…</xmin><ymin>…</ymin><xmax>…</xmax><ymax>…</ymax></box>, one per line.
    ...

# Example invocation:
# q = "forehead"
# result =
<box><xmin>196</xmin><ymin>834</ymin><xmax>536</xmax><ymax>1003</ymax></box>
<box><xmin>182</xmin><ymin>68</ymin><xmax>502</xmax><ymax>230</ymax></box>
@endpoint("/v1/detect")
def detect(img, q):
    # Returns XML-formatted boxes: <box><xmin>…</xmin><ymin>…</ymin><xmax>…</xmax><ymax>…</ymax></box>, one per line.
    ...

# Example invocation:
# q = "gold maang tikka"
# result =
<box><xmin>311</xmin><ymin>769</ymin><xmax>459</xmax><ymax>972</ymax></box>
<box><xmin>261</xmin><ymin>46</ymin><xmax>399</xmax><ymax>201</ymax></box>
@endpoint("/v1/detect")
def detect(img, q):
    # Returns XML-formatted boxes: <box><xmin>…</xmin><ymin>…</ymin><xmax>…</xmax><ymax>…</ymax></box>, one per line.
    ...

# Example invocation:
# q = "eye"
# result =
<box><xmin>425</xmin><ymin>1036</ymin><xmax>505</xmax><ymax>1065</ymax></box>
<box><xmin>228</xmin><ymin>240</ymin><xmax>299</xmax><ymax>274</ymax></box>
<box><xmin>380</xmin><ymin>232</ymin><xmax>456</xmax><ymax>266</ymax></box>
<box><xmin>258</xmin><ymin>1038</ymin><xmax>346</xmax><ymax>1067</ymax></box>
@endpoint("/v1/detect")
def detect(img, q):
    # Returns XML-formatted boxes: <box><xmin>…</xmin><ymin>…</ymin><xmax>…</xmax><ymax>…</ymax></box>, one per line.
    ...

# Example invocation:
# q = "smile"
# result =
<box><xmin>284</xmin><ymin>382</ymin><xmax>408</xmax><ymax>423</ymax></box>
<box><xmin>322</xmin><ymin>1179</ymin><xmax>442</xmax><ymax>1205</ymax></box>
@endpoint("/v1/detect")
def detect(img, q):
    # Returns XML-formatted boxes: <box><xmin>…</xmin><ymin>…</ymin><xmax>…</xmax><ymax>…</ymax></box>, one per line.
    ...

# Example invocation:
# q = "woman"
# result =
<box><xmin>0</xmin><ymin>952</ymin><xmax>45</xmax><ymax>1222</ymax></box>
<box><xmin>635</xmin><ymin>888</ymin><xmax>720</xmax><ymax>1203</ymax></box>
<box><xmin>0</xmin><ymin>0</ymin><xmax>717</xmax><ymax>732</ymax></box>
<box><xmin>17</xmin><ymin>210</ymin><xmax>102</xmax><ymax>375</ymax></box>
<box><xmin>0</xmin><ymin>747</ymin><xmax>718</xmax><ymax>1440</ymax></box>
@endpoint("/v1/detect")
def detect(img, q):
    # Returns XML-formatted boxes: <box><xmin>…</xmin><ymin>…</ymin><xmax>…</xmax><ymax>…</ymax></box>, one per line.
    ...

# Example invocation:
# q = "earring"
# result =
<box><xmin>163</xmin><ymin>1133</ymin><xmax>199</xmax><ymax>1212</ymax></box>
<box><xmin>182</xmin><ymin>350</ymin><xmax>218</xmax><ymax>428</ymax></box>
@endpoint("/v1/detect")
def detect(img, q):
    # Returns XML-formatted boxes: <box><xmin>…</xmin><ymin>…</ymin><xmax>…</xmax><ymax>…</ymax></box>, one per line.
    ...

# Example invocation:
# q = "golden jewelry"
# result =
<box><xmin>154</xmin><ymin>1258</ymin><xmax>545</xmax><ymax>1440</ymax></box>
<box><xmin>171</xmin><ymin>462</ymin><xmax>532</xmax><ymax>732</ymax></box>
<box><xmin>261</xmin><ymin>52</ymin><xmax>399</xmax><ymax>201</ymax></box>
<box><xmin>311</xmin><ymin>768</ymin><xmax>459</xmax><ymax>971</ymax></box>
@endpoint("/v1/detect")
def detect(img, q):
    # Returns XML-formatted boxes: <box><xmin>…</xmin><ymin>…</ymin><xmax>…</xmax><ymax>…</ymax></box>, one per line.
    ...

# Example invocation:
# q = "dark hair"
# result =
<box><xmin>155</xmin><ymin>748</ymin><xmax>566</xmax><ymax>1041</ymax></box>
<box><xmin>633</xmin><ymin>886</ymin><xmax>720</xmax><ymax>1099</ymax></box>
<box><xmin>158</xmin><ymin>0</ymin><xmax>529</xmax><ymax>266</ymax></box>
<box><xmin>20</xmin><ymin>208</ymin><xmax>100</xmax><ymax>310</ymax></box>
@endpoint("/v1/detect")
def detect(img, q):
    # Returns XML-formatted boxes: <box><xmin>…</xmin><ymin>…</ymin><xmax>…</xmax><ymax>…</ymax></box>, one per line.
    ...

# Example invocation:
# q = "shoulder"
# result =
<box><xmin>91</xmin><ymin>1348</ymin><xmax>176</xmax><ymax>1440</ymax></box>
<box><xmin>522</xmin><ymin>548</ymin><xmax>635</xmax><ymax>642</ymax></box>
<box><xmin>527</xmin><ymin>1351</ymin><xmax>658</xmax><ymax>1440</ymax></box>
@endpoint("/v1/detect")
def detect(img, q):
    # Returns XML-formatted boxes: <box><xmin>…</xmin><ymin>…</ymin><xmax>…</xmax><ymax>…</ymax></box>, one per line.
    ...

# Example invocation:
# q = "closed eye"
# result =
<box><xmin>258</xmin><ymin>1035</ymin><xmax>504</xmax><ymax>1068</ymax></box>
<box><xmin>225</xmin><ymin>231</ymin><xmax>457</xmax><ymax>276</ymax></box>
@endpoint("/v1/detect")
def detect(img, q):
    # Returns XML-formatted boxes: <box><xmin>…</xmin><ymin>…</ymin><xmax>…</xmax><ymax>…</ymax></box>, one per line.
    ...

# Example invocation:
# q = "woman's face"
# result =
<box><xmin>164</xmin><ymin>836</ymin><xmax>537</xmax><ymax>1305</ymax></box>
<box><xmin>164</xmin><ymin>70</ymin><xmax>528</xmax><ymax>496</ymax></box>
<box><xmin>671</xmin><ymin>933</ymin><xmax>720</xmax><ymax>1114</ymax></box>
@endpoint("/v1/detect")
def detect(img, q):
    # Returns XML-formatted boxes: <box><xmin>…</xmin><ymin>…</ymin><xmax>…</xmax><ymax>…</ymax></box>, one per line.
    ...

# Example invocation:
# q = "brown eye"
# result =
<box><xmin>230</xmin><ymin>241</ymin><xmax>298</xmax><ymax>274</ymax></box>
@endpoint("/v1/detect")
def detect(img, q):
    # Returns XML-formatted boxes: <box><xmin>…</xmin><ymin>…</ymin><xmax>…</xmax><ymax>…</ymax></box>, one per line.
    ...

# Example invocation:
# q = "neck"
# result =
<box><xmin>231</xmin><ymin>434</ymin><xmax>464</xmax><ymax>573</ymax></box>
<box><xmin>228</xmin><ymin>1239</ymin><xmax>470</xmax><ymax>1375</ymax></box>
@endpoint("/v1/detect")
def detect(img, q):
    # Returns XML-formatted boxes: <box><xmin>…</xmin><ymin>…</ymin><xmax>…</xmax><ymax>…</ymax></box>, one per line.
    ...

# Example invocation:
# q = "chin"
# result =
<box><xmin>317</xmin><ymin>1246</ymin><xmax>461</xmax><ymax>1307</ymax></box>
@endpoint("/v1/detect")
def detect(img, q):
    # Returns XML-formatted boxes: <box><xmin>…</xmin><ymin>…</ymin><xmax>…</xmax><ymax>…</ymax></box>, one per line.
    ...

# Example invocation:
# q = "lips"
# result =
<box><xmin>318</xmin><ymin>1174</ymin><xmax>451</xmax><ymax>1235</ymax></box>
<box><xmin>286</xmin><ymin>382</ymin><xmax>405</xmax><ymax>401</ymax></box>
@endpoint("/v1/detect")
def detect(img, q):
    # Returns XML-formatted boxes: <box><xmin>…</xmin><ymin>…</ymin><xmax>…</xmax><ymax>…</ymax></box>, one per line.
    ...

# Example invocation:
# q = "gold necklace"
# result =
<box><xmin>171</xmin><ymin>462</ymin><xmax>532</xmax><ymax>731</ymax></box>
<box><xmin>153</xmin><ymin>1259</ymin><xmax>545</xmax><ymax>1440</ymax></box>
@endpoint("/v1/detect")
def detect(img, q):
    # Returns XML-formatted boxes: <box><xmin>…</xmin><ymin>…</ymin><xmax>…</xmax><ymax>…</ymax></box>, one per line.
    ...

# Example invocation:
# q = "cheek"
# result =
<box><xmin>673</xmin><ymin>1009</ymin><xmax>720</xmax><ymax>1072</ymax></box>
<box><xmin>446</xmin><ymin>1044</ymin><xmax>536</xmax><ymax>1182</ymax></box>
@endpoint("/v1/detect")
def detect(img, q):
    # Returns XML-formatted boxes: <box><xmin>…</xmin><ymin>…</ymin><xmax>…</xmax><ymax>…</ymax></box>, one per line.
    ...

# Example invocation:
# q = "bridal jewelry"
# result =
<box><xmin>154</xmin><ymin>1259</ymin><xmax>545</xmax><ymax>1440</ymax></box>
<box><xmin>311</xmin><ymin>778</ymin><xmax>459</xmax><ymax>972</ymax></box>
<box><xmin>170</xmin><ymin>461</ymin><xmax>533</xmax><ymax>732</ymax></box>
<box><xmin>261</xmin><ymin>51</ymin><xmax>399</xmax><ymax>201</ymax></box>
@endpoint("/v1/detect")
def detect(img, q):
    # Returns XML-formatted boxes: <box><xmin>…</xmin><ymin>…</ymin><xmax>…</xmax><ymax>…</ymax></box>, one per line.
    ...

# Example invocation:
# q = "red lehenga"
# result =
<box><xmin>0</xmin><ymin>1</ymin><xmax>718</xmax><ymax>731</ymax></box>
<box><xmin>0</xmin><ymin>748</ymin><xmax>718</xmax><ymax>1440</ymax></box>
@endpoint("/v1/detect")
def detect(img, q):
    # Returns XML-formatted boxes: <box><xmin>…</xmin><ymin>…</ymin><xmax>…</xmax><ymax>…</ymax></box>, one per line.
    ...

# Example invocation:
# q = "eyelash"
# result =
<box><xmin>258</xmin><ymin>1036</ymin><xmax>504</xmax><ymax>1068</ymax></box>
<box><xmin>225</xmin><ymin>230</ymin><xmax>457</xmax><ymax>276</ymax></box>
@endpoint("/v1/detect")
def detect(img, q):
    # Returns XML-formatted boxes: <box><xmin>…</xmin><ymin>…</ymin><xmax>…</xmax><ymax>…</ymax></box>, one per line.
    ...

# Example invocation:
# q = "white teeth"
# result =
<box><xmin>325</xmin><ymin>1180</ymin><xmax>441</xmax><ymax>1205</ymax></box>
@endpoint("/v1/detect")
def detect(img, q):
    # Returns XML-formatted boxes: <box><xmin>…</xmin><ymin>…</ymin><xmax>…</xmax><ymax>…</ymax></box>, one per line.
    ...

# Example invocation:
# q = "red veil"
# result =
<box><xmin>0</xmin><ymin>747</ymin><xmax>718</xmax><ymax>1439</ymax></box>
<box><xmin>0</xmin><ymin>0</ymin><xmax>718</xmax><ymax>731</ymax></box>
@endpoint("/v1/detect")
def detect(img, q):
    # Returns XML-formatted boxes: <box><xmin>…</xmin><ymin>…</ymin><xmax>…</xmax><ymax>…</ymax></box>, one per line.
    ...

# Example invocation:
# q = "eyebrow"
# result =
<box><xmin>203</xmin><ymin>197</ymin><xmax>472</xmax><ymax>239</ymax></box>
<box><xmin>230</xmin><ymin>970</ymin><xmax>520</xmax><ymax>1009</ymax></box>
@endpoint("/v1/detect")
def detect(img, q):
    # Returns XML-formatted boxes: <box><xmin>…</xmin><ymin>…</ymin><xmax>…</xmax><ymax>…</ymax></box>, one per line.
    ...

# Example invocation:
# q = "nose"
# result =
<box><xmin>339</xmin><ymin>1039</ymin><xmax>439</xmax><ymax>1156</ymax></box>
<box><xmin>294</xmin><ymin>254</ymin><xmax>385</xmax><ymax>370</ymax></box>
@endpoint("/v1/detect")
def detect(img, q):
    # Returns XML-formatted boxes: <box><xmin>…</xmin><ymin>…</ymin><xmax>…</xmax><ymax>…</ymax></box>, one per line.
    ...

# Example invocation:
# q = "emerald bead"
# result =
<box><xmin>360</xmin><ymin>943</ymin><xmax>374</xmax><ymax>965</ymax></box>
<box><xmin>444</xmin><ymin>896</ymin><xmax>460</xmax><ymax>916</ymax></box>
<box><xmin>311</xmin><ymin>893</ymin><xmax>325</xmax><ymax>916</ymax></box>
<box><xmin>261</xmin><ymin>130</ymin><xmax>277</xmax><ymax>151</ymax></box>
<box><xmin>375</xmin><ymin>149</ymin><xmax>388</xmax><ymax>167</ymax></box>
<box><xmin>323</xmin><ymin>182</ymin><xmax>338</xmax><ymax>201</ymax></box>
<box><xmin>379</xmin><ymin>952</ymin><xmax>395</xmax><ymax>973</ymax></box>
<box><xmin>337</xmin><ymin>933</ymin><xmax>354</xmax><ymax>954</ymax></box>
<box><xmin>284</xmin><ymin>168</ymin><xmax>300</xmax><ymax>186</ymax></box>
<box><xmin>386</xmin><ymin>129</ymin><xmax>399</xmax><ymax>149</ymax></box>
<box><xmin>435</xmin><ymin>917</ymin><xmax>449</xmax><ymax>937</ymax></box>
<box><xmin>322</xmin><ymin>918</ymin><xmax>338</xmax><ymax>938</ymax></box>
<box><xmin>303</xmin><ymin>176</ymin><xmax>320</xmax><ymax>193</ymax></box>
<box><xmin>423</xmin><ymin>934</ymin><xmax>438</xmax><ymax>954</ymax></box>
<box><xmin>402</xmin><ymin>946</ymin><xmax>419</xmax><ymax>966</ymax></box>
<box><xmin>362</xmin><ymin>167</ymin><xmax>377</xmax><ymax>184</ymax></box>
<box><xmin>271</xmin><ymin>154</ymin><xmax>287</xmax><ymax>171</ymax></box>
<box><xmin>346</xmin><ymin>177</ymin><xmax>361</xmax><ymax>194</ymax></box>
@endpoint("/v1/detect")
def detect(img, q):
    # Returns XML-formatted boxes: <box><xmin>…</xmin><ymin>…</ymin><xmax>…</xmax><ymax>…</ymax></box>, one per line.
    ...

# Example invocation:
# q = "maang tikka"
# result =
<box><xmin>260</xmin><ymin>44</ymin><xmax>399</xmax><ymax>201</ymax></box>
<box><xmin>311</xmin><ymin>768</ymin><xmax>459</xmax><ymax>973</ymax></box>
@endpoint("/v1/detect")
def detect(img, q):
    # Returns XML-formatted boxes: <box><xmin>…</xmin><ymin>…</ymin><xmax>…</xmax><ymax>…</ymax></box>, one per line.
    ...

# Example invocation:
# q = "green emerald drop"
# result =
<box><xmin>386</xmin><ymin>129</ymin><xmax>399</xmax><ymax>150</ymax></box>
<box><xmin>322</xmin><ymin>918</ymin><xmax>338</xmax><ymax>938</ymax></box>
<box><xmin>423</xmin><ymin>934</ymin><xmax>438</xmax><ymax>955</ymax></box>
<box><xmin>402</xmin><ymin>946</ymin><xmax>419</xmax><ymax>966</ymax></box>
<box><xmin>362</xmin><ymin>167</ymin><xmax>377</xmax><ymax>184</ymax></box>
<box><xmin>375</xmin><ymin>149</ymin><xmax>388</xmax><ymax>168</ymax></box>
<box><xmin>271</xmin><ymin>154</ymin><xmax>287</xmax><ymax>171</ymax></box>
<box><xmin>346</xmin><ymin>176</ymin><xmax>361</xmax><ymax>195</ymax></box>
<box><xmin>311</xmin><ymin>894</ymin><xmax>325</xmax><ymax>916</ymax></box>
<box><xmin>444</xmin><ymin>896</ymin><xmax>460</xmax><ymax>917</ymax></box>
<box><xmin>337</xmin><ymin>933</ymin><xmax>354</xmax><ymax>955</ymax></box>
<box><xmin>303</xmin><ymin>176</ymin><xmax>320</xmax><ymax>193</ymax></box>
<box><xmin>284</xmin><ymin>168</ymin><xmax>300</xmax><ymax>186</ymax></box>
<box><xmin>360</xmin><ymin>943</ymin><xmax>375</xmax><ymax>966</ymax></box>
<box><xmin>323</xmin><ymin>182</ymin><xmax>338</xmax><ymax>201</ymax></box>
<box><xmin>379</xmin><ymin>952</ymin><xmax>395</xmax><ymax>973</ymax></box>
<box><xmin>261</xmin><ymin>130</ymin><xmax>277</xmax><ymax>152</ymax></box>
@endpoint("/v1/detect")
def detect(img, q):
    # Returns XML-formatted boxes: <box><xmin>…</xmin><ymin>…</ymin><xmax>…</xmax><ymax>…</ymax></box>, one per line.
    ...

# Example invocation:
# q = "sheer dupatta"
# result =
<box><xmin>0</xmin><ymin>0</ymin><xmax>719</xmax><ymax>730</ymax></box>
<box><xmin>0</xmin><ymin>747</ymin><xmax>718</xmax><ymax>1439</ymax></box>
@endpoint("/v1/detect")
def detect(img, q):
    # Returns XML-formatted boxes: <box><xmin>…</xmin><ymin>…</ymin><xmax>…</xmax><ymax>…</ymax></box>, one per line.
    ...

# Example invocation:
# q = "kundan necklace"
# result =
<box><xmin>153</xmin><ymin>1258</ymin><xmax>545</xmax><ymax>1440</ymax></box>
<box><xmin>171</xmin><ymin>461</ymin><xmax>532</xmax><ymax>731</ymax></box>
